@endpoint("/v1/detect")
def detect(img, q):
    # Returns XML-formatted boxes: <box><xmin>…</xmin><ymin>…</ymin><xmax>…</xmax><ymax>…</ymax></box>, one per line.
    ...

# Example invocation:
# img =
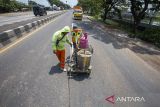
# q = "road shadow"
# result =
<box><xmin>49</xmin><ymin>64</ymin><xmax>63</xmax><ymax>75</ymax></box>
<box><xmin>73</xmin><ymin>18</ymin><xmax>160</xmax><ymax>56</ymax></box>
<box><xmin>69</xmin><ymin>73</ymin><xmax>91</xmax><ymax>81</ymax></box>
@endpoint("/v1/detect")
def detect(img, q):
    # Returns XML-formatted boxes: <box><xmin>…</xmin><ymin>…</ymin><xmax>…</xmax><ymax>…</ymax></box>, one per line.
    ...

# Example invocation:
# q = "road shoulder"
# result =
<box><xmin>87</xmin><ymin>15</ymin><xmax>160</xmax><ymax>71</ymax></box>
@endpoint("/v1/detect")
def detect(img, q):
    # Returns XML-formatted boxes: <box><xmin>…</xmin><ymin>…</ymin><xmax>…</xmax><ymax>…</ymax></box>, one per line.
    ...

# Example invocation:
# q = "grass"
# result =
<box><xmin>103</xmin><ymin>19</ymin><xmax>134</xmax><ymax>35</ymax></box>
<box><xmin>102</xmin><ymin>18</ymin><xmax>160</xmax><ymax>47</ymax></box>
<box><xmin>104</xmin><ymin>19</ymin><xmax>119</xmax><ymax>26</ymax></box>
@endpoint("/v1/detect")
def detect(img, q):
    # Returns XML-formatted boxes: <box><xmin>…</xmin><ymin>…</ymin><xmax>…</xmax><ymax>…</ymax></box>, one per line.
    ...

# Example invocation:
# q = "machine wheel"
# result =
<box><xmin>67</xmin><ymin>67</ymin><xmax>72</xmax><ymax>76</ymax></box>
<box><xmin>86</xmin><ymin>69</ymin><xmax>91</xmax><ymax>76</ymax></box>
<box><xmin>86</xmin><ymin>72</ymin><xmax>90</xmax><ymax>77</ymax></box>
<box><xmin>89</xmin><ymin>45</ymin><xmax>93</xmax><ymax>54</ymax></box>
<box><xmin>67</xmin><ymin>71</ymin><xmax>70</xmax><ymax>76</ymax></box>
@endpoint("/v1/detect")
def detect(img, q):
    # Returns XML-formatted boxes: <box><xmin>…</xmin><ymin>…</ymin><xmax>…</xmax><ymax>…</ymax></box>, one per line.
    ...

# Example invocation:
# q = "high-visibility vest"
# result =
<box><xmin>71</xmin><ymin>28</ymin><xmax>82</xmax><ymax>44</ymax></box>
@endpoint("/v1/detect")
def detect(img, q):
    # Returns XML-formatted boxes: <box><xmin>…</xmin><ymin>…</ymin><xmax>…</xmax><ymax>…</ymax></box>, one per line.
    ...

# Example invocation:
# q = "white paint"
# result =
<box><xmin>4</xmin><ymin>29</ymin><xmax>13</xmax><ymax>33</ymax></box>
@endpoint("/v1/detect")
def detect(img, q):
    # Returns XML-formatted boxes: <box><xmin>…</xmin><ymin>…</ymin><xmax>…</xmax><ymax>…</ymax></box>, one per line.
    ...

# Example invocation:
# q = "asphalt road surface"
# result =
<box><xmin>0</xmin><ymin>11</ymin><xmax>61</xmax><ymax>26</ymax></box>
<box><xmin>0</xmin><ymin>11</ymin><xmax>160</xmax><ymax>107</ymax></box>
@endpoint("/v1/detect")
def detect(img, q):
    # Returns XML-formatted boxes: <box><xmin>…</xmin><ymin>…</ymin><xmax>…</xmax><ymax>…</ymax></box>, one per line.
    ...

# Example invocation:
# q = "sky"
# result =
<box><xmin>17</xmin><ymin>0</ymin><xmax>78</xmax><ymax>7</ymax></box>
<box><xmin>61</xmin><ymin>0</ymin><xmax>77</xmax><ymax>7</ymax></box>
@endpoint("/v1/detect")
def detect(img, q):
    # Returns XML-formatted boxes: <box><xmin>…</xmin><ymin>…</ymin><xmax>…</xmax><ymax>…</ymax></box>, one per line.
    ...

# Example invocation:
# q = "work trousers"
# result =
<box><xmin>56</xmin><ymin>50</ymin><xmax>65</xmax><ymax>69</ymax></box>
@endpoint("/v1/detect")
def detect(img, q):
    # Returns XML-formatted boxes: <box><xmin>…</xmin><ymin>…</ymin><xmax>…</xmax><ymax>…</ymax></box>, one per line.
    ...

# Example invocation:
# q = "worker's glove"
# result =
<box><xmin>53</xmin><ymin>50</ymin><xmax>57</xmax><ymax>54</ymax></box>
<box><xmin>77</xmin><ymin>47</ymin><xmax>81</xmax><ymax>51</ymax></box>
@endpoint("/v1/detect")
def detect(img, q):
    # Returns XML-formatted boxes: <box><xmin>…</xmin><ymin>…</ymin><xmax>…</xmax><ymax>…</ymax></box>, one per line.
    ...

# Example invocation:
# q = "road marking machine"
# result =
<box><xmin>67</xmin><ymin>27</ymin><xmax>93</xmax><ymax>76</ymax></box>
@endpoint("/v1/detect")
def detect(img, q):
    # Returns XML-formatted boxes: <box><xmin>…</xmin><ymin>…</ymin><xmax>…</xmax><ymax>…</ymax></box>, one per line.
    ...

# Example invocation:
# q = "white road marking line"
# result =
<box><xmin>4</xmin><ymin>29</ymin><xmax>13</xmax><ymax>33</ymax></box>
<box><xmin>18</xmin><ymin>26</ymin><xmax>24</xmax><ymax>29</ymax></box>
<box><xmin>72</xmin><ymin>23</ymin><xmax>74</xmax><ymax>28</ymax></box>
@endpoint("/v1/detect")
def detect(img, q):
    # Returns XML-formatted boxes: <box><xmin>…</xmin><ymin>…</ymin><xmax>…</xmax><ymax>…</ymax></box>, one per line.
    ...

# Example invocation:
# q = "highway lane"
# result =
<box><xmin>71</xmin><ymin>17</ymin><xmax>160</xmax><ymax>107</ymax></box>
<box><xmin>0</xmin><ymin>11</ymin><xmax>61</xmax><ymax>26</ymax></box>
<box><xmin>0</xmin><ymin>11</ymin><xmax>71</xmax><ymax>107</ymax></box>
<box><xmin>0</xmin><ymin>11</ymin><xmax>160</xmax><ymax>107</ymax></box>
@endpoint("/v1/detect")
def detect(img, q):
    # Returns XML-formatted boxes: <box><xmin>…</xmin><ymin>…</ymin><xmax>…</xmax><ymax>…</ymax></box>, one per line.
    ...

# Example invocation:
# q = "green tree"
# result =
<box><xmin>0</xmin><ymin>0</ymin><xmax>30</xmax><ymax>13</ymax></box>
<box><xmin>102</xmin><ymin>0</ymin><xmax>123</xmax><ymax>21</ymax></box>
<box><xmin>130</xmin><ymin>0</ymin><xmax>149</xmax><ymax>34</ymax></box>
<box><xmin>2</xmin><ymin>0</ymin><xmax>10</xmax><ymax>4</ymax></box>
<box><xmin>48</xmin><ymin>0</ymin><xmax>60</xmax><ymax>6</ymax></box>
<box><xmin>148</xmin><ymin>0</ymin><xmax>160</xmax><ymax>25</ymax></box>
<box><xmin>78</xmin><ymin>0</ymin><xmax>102</xmax><ymax>16</ymax></box>
<box><xmin>48</xmin><ymin>0</ymin><xmax>70</xmax><ymax>9</ymax></box>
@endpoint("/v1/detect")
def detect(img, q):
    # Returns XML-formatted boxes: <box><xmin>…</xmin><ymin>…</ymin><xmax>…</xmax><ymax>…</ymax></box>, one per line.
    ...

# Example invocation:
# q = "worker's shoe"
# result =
<box><xmin>63</xmin><ymin>68</ymin><xmax>67</xmax><ymax>72</ymax></box>
<box><xmin>60</xmin><ymin>68</ymin><xmax>67</xmax><ymax>72</ymax></box>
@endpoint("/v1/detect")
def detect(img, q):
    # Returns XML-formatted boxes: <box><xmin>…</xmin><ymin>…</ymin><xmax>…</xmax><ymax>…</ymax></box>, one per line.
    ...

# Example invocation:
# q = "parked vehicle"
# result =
<box><xmin>32</xmin><ymin>5</ymin><xmax>47</xmax><ymax>16</ymax></box>
<box><xmin>52</xmin><ymin>5</ymin><xmax>60</xmax><ymax>11</ymax></box>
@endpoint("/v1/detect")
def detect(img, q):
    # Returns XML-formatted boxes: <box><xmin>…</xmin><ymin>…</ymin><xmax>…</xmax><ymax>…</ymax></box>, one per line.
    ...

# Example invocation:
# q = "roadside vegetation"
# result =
<box><xmin>47</xmin><ymin>0</ymin><xmax>71</xmax><ymax>9</ymax></box>
<box><xmin>0</xmin><ymin>0</ymin><xmax>71</xmax><ymax>13</ymax></box>
<box><xmin>0</xmin><ymin>0</ymin><xmax>31</xmax><ymax>13</ymax></box>
<box><xmin>78</xmin><ymin>0</ymin><xmax>160</xmax><ymax>47</ymax></box>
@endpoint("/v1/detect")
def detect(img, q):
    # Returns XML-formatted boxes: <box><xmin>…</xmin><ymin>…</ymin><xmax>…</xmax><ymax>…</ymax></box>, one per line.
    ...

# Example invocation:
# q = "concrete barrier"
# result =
<box><xmin>0</xmin><ymin>11</ymin><xmax>66</xmax><ymax>49</ymax></box>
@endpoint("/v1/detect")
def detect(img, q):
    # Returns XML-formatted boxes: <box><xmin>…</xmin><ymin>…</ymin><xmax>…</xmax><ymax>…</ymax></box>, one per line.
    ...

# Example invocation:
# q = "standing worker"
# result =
<box><xmin>71</xmin><ymin>25</ymin><xmax>82</xmax><ymax>49</ymax></box>
<box><xmin>71</xmin><ymin>25</ymin><xmax>83</xmax><ymax>67</ymax></box>
<box><xmin>52</xmin><ymin>26</ymin><xmax>72</xmax><ymax>72</ymax></box>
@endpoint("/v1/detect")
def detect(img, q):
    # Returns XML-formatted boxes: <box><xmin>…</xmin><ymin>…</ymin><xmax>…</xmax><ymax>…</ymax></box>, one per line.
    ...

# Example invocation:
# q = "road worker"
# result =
<box><xmin>71</xmin><ymin>25</ymin><xmax>82</xmax><ymax>49</ymax></box>
<box><xmin>52</xmin><ymin>26</ymin><xmax>72</xmax><ymax>72</ymax></box>
<box><xmin>71</xmin><ymin>25</ymin><xmax>83</xmax><ymax>67</ymax></box>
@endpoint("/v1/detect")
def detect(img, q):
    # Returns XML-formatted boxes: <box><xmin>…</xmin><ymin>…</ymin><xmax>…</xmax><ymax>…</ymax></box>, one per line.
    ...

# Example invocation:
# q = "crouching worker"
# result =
<box><xmin>52</xmin><ymin>26</ymin><xmax>72</xmax><ymax>72</ymax></box>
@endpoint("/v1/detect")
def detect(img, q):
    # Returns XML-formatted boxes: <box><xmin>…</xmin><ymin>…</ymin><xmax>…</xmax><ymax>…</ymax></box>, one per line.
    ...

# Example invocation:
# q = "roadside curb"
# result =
<box><xmin>0</xmin><ymin>11</ymin><xmax>66</xmax><ymax>49</ymax></box>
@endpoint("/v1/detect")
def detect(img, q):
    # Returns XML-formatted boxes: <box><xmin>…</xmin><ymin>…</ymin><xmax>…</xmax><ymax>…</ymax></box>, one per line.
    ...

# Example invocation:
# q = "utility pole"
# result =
<box><xmin>66</xmin><ymin>1</ymin><xmax>67</xmax><ymax>9</ymax></box>
<box><xmin>28</xmin><ymin>0</ymin><xmax>30</xmax><ymax>5</ymax></box>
